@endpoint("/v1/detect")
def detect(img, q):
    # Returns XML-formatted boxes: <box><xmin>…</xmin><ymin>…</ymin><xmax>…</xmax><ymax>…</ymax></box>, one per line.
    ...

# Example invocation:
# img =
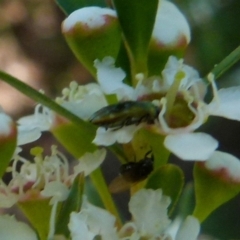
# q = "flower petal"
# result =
<box><xmin>69</xmin><ymin>196</ymin><xmax>118</xmax><ymax>240</ymax></box>
<box><xmin>69</xmin><ymin>212</ymin><xmax>96</xmax><ymax>240</ymax></box>
<box><xmin>17</xmin><ymin>125</ymin><xmax>42</xmax><ymax>145</ymax></box>
<box><xmin>175</xmin><ymin>216</ymin><xmax>200</xmax><ymax>240</ymax></box>
<box><xmin>0</xmin><ymin>112</ymin><xmax>14</xmax><ymax>136</ymax></box>
<box><xmin>0</xmin><ymin>191</ymin><xmax>18</xmax><ymax>208</ymax></box>
<box><xmin>41</xmin><ymin>181</ymin><xmax>69</xmax><ymax>204</ymax></box>
<box><xmin>58</xmin><ymin>82</ymin><xmax>108</xmax><ymax>120</ymax></box>
<box><xmin>17</xmin><ymin>106</ymin><xmax>53</xmax><ymax>131</ymax></box>
<box><xmin>93</xmin><ymin>125</ymin><xmax>139</xmax><ymax>146</ymax></box>
<box><xmin>73</xmin><ymin>149</ymin><xmax>106</xmax><ymax>176</ymax></box>
<box><xmin>128</xmin><ymin>189</ymin><xmax>171</xmax><ymax>237</ymax></box>
<box><xmin>208</xmin><ymin>86</ymin><xmax>240</xmax><ymax>121</ymax></box>
<box><xmin>162</xmin><ymin>56</ymin><xmax>201</xmax><ymax>90</ymax></box>
<box><xmin>0</xmin><ymin>215</ymin><xmax>38</xmax><ymax>240</ymax></box>
<box><xmin>205</xmin><ymin>151</ymin><xmax>240</xmax><ymax>182</ymax></box>
<box><xmin>164</xmin><ymin>133</ymin><xmax>218</xmax><ymax>161</ymax></box>
<box><xmin>94</xmin><ymin>57</ymin><xmax>134</xmax><ymax>99</ymax></box>
<box><xmin>17</xmin><ymin>105</ymin><xmax>54</xmax><ymax>145</ymax></box>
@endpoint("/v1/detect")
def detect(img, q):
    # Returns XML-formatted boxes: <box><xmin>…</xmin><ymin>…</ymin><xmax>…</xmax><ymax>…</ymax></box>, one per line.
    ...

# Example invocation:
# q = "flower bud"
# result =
<box><xmin>62</xmin><ymin>7</ymin><xmax>121</xmax><ymax>75</ymax></box>
<box><xmin>148</xmin><ymin>0</ymin><xmax>191</xmax><ymax>75</ymax></box>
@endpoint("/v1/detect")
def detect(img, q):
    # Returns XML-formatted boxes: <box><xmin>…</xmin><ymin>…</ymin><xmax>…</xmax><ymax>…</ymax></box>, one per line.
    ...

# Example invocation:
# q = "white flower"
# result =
<box><xmin>17</xmin><ymin>82</ymin><xmax>107</xmax><ymax>145</ymax></box>
<box><xmin>0</xmin><ymin>215</ymin><xmax>38</xmax><ymax>240</ymax></box>
<box><xmin>69</xmin><ymin>196</ymin><xmax>118</xmax><ymax>240</ymax></box>
<box><xmin>69</xmin><ymin>189</ymin><xmax>200</xmax><ymax>240</ymax></box>
<box><xmin>121</xmin><ymin>189</ymin><xmax>171</xmax><ymax>238</ymax></box>
<box><xmin>0</xmin><ymin>146</ymin><xmax>106</xmax><ymax>240</ymax></box>
<box><xmin>124</xmin><ymin>189</ymin><xmax>200</xmax><ymax>240</ymax></box>
<box><xmin>0</xmin><ymin>146</ymin><xmax>105</xmax><ymax>208</ymax></box>
<box><xmin>91</xmin><ymin>56</ymin><xmax>240</xmax><ymax>161</ymax></box>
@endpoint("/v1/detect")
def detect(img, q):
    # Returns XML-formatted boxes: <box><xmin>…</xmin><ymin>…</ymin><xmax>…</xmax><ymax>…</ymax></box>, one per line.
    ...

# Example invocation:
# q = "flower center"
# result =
<box><xmin>165</xmin><ymin>94</ymin><xmax>195</xmax><ymax>128</ymax></box>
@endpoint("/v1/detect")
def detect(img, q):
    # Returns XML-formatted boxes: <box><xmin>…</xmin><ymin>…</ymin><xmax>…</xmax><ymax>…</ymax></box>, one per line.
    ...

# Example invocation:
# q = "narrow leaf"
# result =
<box><xmin>55</xmin><ymin>174</ymin><xmax>85</xmax><ymax>237</ymax></box>
<box><xmin>113</xmin><ymin>0</ymin><xmax>158</xmax><ymax>74</ymax></box>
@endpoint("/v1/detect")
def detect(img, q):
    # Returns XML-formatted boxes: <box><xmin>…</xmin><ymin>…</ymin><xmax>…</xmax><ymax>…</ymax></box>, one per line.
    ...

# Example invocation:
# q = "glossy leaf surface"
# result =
<box><xmin>146</xmin><ymin>164</ymin><xmax>184</xmax><ymax>214</ymax></box>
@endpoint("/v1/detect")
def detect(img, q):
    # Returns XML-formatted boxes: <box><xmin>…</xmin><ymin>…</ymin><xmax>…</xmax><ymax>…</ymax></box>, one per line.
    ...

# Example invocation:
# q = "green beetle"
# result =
<box><xmin>89</xmin><ymin>101</ymin><xmax>160</xmax><ymax>130</ymax></box>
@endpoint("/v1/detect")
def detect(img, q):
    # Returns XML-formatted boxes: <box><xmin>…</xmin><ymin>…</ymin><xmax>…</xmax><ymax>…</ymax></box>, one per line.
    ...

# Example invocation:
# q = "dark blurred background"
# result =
<box><xmin>1</xmin><ymin>0</ymin><xmax>240</xmax><ymax>239</ymax></box>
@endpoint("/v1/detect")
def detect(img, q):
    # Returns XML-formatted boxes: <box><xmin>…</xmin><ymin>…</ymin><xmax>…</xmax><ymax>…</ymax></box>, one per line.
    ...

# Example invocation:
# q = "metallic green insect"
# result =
<box><xmin>89</xmin><ymin>101</ymin><xmax>160</xmax><ymax>130</ymax></box>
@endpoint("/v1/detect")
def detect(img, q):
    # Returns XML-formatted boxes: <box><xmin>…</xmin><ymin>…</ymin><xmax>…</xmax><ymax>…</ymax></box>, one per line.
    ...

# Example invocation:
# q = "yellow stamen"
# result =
<box><xmin>165</xmin><ymin>71</ymin><xmax>185</xmax><ymax>117</ymax></box>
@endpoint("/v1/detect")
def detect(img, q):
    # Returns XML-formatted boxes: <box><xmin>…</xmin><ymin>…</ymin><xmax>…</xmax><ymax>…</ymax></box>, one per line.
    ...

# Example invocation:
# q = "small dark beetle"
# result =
<box><xmin>109</xmin><ymin>151</ymin><xmax>154</xmax><ymax>193</ymax></box>
<box><xmin>89</xmin><ymin>101</ymin><xmax>159</xmax><ymax>130</ymax></box>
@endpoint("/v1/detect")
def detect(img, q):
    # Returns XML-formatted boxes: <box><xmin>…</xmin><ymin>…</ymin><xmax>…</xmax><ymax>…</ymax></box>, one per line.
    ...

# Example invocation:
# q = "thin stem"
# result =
<box><xmin>90</xmin><ymin>168</ymin><xmax>122</xmax><ymax>227</ymax></box>
<box><xmin>0</xmin><ymin>71</ymin><xmax>88</xmax><ymax>127</ymax></box>
<box><xmin>205</xmin><ymin>44</ymin><xmax>240</xmax><ymax>82</ymax></box>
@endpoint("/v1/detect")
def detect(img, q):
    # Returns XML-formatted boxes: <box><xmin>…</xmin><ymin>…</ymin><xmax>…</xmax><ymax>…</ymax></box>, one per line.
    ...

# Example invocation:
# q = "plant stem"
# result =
<box><xmin>90</xmin><ymin>168</ymin><xmax>122</xmax><ymax>227</ymax></box>
<box><xmin>0</xmin><ymin>71</ymin><xmax>88</xmax><ymax>126</ymax></box>
<box><xmin>205</xmin><ymin>44</ymin><xmax>240</xmax><ymax>82</ymax></box>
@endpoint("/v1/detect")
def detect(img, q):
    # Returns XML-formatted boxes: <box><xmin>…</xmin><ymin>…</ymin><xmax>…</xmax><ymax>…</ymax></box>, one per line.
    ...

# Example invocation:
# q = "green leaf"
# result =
<box><xmin>193</xmin><ymin>162</ymin><xmax>240</xmax><ymax>222</ymax></box>
<box><xmin>113</xmin><ymin>0</ymin><xmax>158</xmax><ymax>75</ymax></box>
<box><xmin>18</xmin><ymin>196</ymin><xmax>52</xmax><ymax>240</ymax></box>
<box><xmin>52</xmin><ymin>122</ymin><xmax>97</xmax><ymax>158</ymax></box>
<box><xmin>0</xmin><ymin>127</ymin><xmax>17</xmax><ymax>178</ymax></box>
<box><xmin>56</xmin><ymin>0</ymin><xmax>106</xmax><ymax>15</ymax></box>
<box><xmin>146</xmin><ymin>164</ymin><xmax>184</xmax><ymax>214</ymax></box>
<box><xmin>55</xmin><ymin>174</ymin><xmax>85</xmax><ymax>237</ymax></box>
